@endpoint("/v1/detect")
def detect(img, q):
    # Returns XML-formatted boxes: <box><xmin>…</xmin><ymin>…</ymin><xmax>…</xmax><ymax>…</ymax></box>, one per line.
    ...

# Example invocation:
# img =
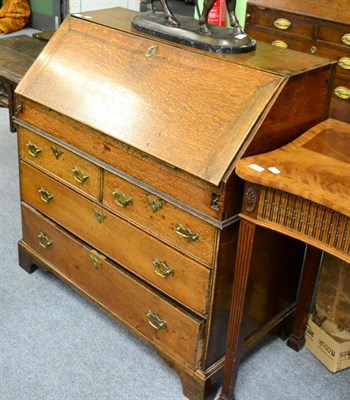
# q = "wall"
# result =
<box><xmin>69</xmin><ymin>0</ymin><xmax>140</xmax><ymax>13</ymax></box>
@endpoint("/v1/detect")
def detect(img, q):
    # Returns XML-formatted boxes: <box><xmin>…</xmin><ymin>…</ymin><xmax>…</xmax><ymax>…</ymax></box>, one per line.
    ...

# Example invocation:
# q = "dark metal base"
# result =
<box><xmin>132</xmin><ymin>12</ymin><xmax>256</xmax><ymax>54</ymax></box>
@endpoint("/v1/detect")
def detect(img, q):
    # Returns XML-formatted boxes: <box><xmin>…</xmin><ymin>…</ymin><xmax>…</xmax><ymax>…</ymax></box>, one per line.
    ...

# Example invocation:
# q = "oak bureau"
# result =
<box><xmin>14</xmin><ymin>7</ymin><xmax>335</xmax><ymax>400</ymax></box>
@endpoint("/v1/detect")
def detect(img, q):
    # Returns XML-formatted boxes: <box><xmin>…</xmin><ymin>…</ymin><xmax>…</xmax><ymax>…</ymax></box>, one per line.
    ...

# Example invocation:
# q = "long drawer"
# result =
<box><xmin>20</xmin><ymin>202</ymin><xmax>204</xmax><ymax>369</ymax></box>
<box><xmin>18</xmin><ymin>126</ymin><xmax>101</xmax><ymax>200</ymax></box>
<box><xmin>19</xmin><ymin>161</ymin><xmax>211</xmax><ymax>315</ymax></box>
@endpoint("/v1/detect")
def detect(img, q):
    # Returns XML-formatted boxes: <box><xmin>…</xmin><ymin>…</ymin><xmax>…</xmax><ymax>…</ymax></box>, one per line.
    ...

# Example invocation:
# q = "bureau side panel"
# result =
<box><xmin>244</xmin><ymin>66</ymin><xmax>334</xmax><ymax>157</ymax></box>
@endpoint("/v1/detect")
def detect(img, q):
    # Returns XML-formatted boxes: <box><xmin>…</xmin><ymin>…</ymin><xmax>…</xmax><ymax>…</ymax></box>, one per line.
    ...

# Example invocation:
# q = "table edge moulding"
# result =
<box><xmin>13</xmin><ymin>7</ymin><xmax>336</xmax><ymax>400</ymax></box>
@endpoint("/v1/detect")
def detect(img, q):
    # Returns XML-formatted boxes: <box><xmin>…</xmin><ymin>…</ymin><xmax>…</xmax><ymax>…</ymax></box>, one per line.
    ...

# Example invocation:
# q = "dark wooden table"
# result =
<box><xmin>0</xmin><ymin>35</ymin><xmax>46</xmax><ymax>132</ymax></box>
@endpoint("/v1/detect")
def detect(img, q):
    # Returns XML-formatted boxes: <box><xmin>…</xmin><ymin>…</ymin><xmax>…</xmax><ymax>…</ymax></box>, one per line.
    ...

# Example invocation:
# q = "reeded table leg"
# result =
<box><xmin>219</xmin><ymin>218</ymin><xmax>256</xmax><ymax>400</ymax></box>
<box><xmin>287</xmin><ymin>245</ymin><xmax>322</xmax><ymax>351</ymax></box>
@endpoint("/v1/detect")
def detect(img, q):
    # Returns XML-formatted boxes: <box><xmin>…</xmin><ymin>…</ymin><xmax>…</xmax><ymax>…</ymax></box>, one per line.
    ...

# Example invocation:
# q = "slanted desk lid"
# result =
<box><xmin>16</xmin><ymin>14</ymin><xmax>284</xmax><ymax>186</ymax></box>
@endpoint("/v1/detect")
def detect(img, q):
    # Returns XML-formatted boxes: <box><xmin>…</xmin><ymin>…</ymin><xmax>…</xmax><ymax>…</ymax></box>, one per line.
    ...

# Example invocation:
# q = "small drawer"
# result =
<box><xmin>245</xmin><ymin>26</ymin><xmax>313</xmax><ymax>53</ymax></box>
<box><xmin>318</xmin><ymin>21</ymin><xmax>350</xmax><ymax>47</ymax></box>
<box><xmin>20</xmin><ymin>202</ymin><xmax>205</xmax><ymax>369</ymax></box>
<box><xmin>103</xmin><ymin>170</ymin><xmax>217</xmax><ymax>265</ymax></box>
<box><xmin>20</xmin><ymin>161</ymin><xmax>211</xmax><ymax>315</ymax></box>
<box><xmin>312</xmin><ymin>41</ymin><xmax>350</xmax><ymax>77</ymax></box>
<box><xmin>18</xmin><ymin>126</ymin><xmax>101</xmax><ymax>199</ymax></box>
<box><xmin>247</xmin><ymin>6</ymin><xmax>315</xmax><ymax>38</ymax></box>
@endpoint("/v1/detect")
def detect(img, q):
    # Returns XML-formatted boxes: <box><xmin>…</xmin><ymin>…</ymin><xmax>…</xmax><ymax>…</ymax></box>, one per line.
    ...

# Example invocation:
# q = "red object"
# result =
<box><xmin>208</xmin><ymin>0</ymin><xmax>226</xmax><ymax>26</ymax></box>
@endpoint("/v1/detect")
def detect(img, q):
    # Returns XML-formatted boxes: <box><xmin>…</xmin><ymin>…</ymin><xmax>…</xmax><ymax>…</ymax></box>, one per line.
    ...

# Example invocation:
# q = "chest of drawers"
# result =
<box><xmin>14</xmin><ymin>7</ymin><xmax>335</xmax><ymax>400</ymax></box>
<box><xmin>245</xmin><ymin>0</ymin><xmax>350</xmax><ymax>123</ymax></box>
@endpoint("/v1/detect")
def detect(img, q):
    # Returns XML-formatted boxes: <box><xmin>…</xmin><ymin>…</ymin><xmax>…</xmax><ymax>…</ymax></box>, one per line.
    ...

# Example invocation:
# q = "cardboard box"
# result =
<box><xmin>305</xmin><ymin>317</ymin><xmax>350</xmax><ymax>372</ymax></box>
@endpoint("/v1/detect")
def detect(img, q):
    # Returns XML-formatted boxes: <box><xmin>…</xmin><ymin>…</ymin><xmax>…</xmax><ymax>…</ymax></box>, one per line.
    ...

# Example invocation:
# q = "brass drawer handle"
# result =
<box><xmin>93</xmin><ymin>208</ymin><xmax>106</xmax><ymax>223</ymax></box>
<box><xmin>146</xmin><ymin>310</ymin><xmax>167</xmax><ymax>330</ymax></box>
<box><xmin>153</xmin><ymin>258</ymin><xmax>174</xmax><ymax>278</ymax></box>
<box><xmin>51</xmin><ymin>145</ymin><xmax>64</xmax><ymax>159</ymax></box>
<box><xmin>274</xmin><ymin>18</ymin><xmax>291</xmax><ymax>30</ymax></box>
<box><xmin>89</xmin><ymin>250</ymin><xmax>106</xmax><ymax>270</ymax></box>
<box><xmin>147</xmin><ymin>195</ymin><xmax>162</xmax><ymax>212</ymax></box>
<box><xmin>272</xmin><ymin>40</ymin><xmax>288</xmax><ymax>49</ymax></box>
<box><xmin>72</xmin><ymin>166</ymin><xmax>89</xmax><ymax>184</ymax></box>
<box><xmin>38</xmin><ymin>187</ymin><xmax>54</xmax><ymax>203</ymax></box>
<box><xmin>334</xmin><ymin>86</ymin><xmax>350</xmax><ymax>100</ymax></box>
<box><xmin>338</xmin><ymin>57</ymin><xmax>350</xmax><ymax>70</ymax></box>
<box><xmin>38</xmin><ymin>232</ymin><xmax>53</xmax><ymax>249</ymax></box>
<box><xmin>176</xmin><ymin>224</ymin><xmax>199</xmax><ymax>242</ymax></box>
<box><xmin>342</xmin><ymin>33</ymin><xmax>350</xmax><ymax>46</ymax></box>
<box><xmin>26</xmin><ymin>141</ymin><xmax>42</xmax><ymax>157</ymax></box>
<box><xmin>112</xmin><ymin>189</ymin><xmax>133</xmax><ymax>208</ymax></box>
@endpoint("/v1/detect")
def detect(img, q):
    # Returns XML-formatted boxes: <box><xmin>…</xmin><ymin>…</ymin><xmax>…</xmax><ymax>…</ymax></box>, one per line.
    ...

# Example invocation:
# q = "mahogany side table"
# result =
<box><xmin>220</xmin><ymin>118</ymin><xmax>350</xmax><ymax>399</ymax></box>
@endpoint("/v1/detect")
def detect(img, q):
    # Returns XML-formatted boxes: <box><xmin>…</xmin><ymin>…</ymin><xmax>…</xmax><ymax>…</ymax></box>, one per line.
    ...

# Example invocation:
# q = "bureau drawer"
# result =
<box><xmin>103</xmin><ymin>171</ymin><xmax>217</xmax><ymax>265</ymax></box>
<box><xmin>247</xmin><ymin>6</ymin><xmax>315</xmax><ymax>38</ymax></box>
<box><xmin>245</xmin><ymin>26</ymin><xmax>314</xmax><ymax>53</ymax></box>
<box><xmin>18</xmin><ymin>126</ymin><xmax>101</xmax><ymax>200</ymax></box>
<box><xmin>318</xmin><ymin>21</ymin><xmax>350</xmax><ymax>47</ymax></box>
<box><xmin>20</xmin><ymin>161</ymin><xmax>211</xmax><ymax>315</ymax></box>
<box><xmin>20</xmin><ymin>202</ymin><xmax>204</xmax><ymax>369</ymax></box>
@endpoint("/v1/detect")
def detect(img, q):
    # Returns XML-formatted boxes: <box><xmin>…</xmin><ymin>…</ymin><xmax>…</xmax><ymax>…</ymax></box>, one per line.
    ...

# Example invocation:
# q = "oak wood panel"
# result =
<box><xmin>20</xmin><ymin>202</ymin><xmax>205</xmax><ymax>369</ymax></box>
<box><xmin>103</xmin><ymin>170</ymin><xmax>217</xmax><ymax>265</ymax></box>
<box><xmin>18</xmin><ymin>126</ymin><xmax>101</xmax><ymax>200</ymax></box>
<box><xmin>20</xmin><ymin>161</ymin><xmax>212</xmax><ymax>315</ymax></box>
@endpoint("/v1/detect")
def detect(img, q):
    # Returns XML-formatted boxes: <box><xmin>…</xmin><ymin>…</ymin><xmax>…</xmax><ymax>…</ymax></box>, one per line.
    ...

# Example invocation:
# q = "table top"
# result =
<box><xmin>235</xmin><ymin>118</ymin><xmax>350</xmax><ymax>217</ymax></box>
<box><xmin>0</xmin><ymin>35</ymin><xmax>46</xmax><ymax>83</ymax></box>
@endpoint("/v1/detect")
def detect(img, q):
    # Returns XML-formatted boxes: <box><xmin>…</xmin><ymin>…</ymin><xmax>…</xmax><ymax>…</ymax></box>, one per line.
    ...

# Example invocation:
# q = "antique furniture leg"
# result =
<box><xmin>219</xmin><ymin>218</ymin><xmax>256</xmax><ymax>400</ymax></box>
<box><xmin>287</xmin><ymin>245</ymin><xmax>323</xmax><ymax>351</ymax></box>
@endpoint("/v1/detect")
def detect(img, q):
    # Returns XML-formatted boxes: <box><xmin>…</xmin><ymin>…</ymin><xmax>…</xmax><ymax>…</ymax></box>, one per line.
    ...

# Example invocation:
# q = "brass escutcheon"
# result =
<box><xmin>147</xmin><ymin>195</ymin><xmax>162</xmax><ymax>212</ymax></box>
<box><xmin>145</xmin><ymin>45</ymin><xmax>158</xmax><ymax>58</ymax></box>
<box><xmin>72</xmin><ymin>166</ymin><xmax>89</xmax><ymax>184</ymax></box>
<box><xmin>272</xmin><ymin>40</ymin><xmax>288</xmax><ymax>49</ymax></box>
<box><xmin>342</xmin><ymin>33</ymin><xmax>350</xmax><ymax>46</ymax></box>
<box><xmin>38</xmin><ymin>232</ymin><xmax>53</xmax><ymax>249</ymax></box>
<box><xmin>38</xmin><ymin>187</ymin><xmax>54</xmax><ymax>203</ymax></box>
<box><xmin>89</xmin><ymin>250</ymin><xmax>105</xmax><ymax>269</ymax></box>
<box><xmin>274</xmin><ymin>18</ymin><xmax>291</xmax><ymax>30</ymax></box>
<box><xmin>310</xmin><ymin>46</ymin><xmax>317</xmax><ymax>54</ymax></box>
<box><xmin>334</xmin><ymin>86</ymin><xmax>350</xmax><ymax>100</ymax></box>
<box><xmin>146</xmin><ymin>309</ymin><xmax>167</xmax><ymax>330</ymax></box>
<box><xmin>338</xmin><ymin>57</ymin><xmax>350</xmax><ymax>70</ymax></box>
<box><xmin>93</xmin><ymin>208</ymin><xmax>106</xmax><ymax>223</ymax></box>
<box><xmin>153</xmin><ymin>258</ymin><xmax>174</xmax><ymax>278</ymax></box>
<box><xmin>51</xmin><ymin>145</ymin><xmax>64</xmax><ymax>159</ymax></box>
<box><xmin>26</xmin><ymin>141</ymin><xmax>42</xmax><ymax>157</ymax></box>
<box><xmin>176</xmin><ymin>224</ymin><xmax>199</xmax><ymax>242</ymax></box>
<box><xmin>112</xmin><ymin>189</ymin><xmax>133</xmax><ymax>208</ymax></box>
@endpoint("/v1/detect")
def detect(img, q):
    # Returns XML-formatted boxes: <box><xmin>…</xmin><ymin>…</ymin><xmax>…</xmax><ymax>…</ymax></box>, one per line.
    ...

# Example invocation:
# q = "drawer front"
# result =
<box><xmin>312</xmin><ymin>42</ymin><xmax>350</xmax><ymax>77</ymax></box>
<box><xmin>247</xmin><ymin>6</ymin><xmax>315</xmax><ymax>38</ymax></box>
<box><xmin>103</xmin><ymin>171</ymin><xmax>217</xmax><ymax>265</ymax></box>
<box><xmin>330</xmin><ymin>75</ymin><xmax>350</xmax><ymax>123</ymax></box>
<box><xmin>318</xmin><ymin>21</ymin><xmax>350</xmax><ymax>47</ymax></box>
<box><xmin>18</xmin><ymin>126</ymin><xmax>101</xmax><ymax>200</ymax></box>
<box><xmin>245</xmin><ymin>26</ymin><xmax>314</xmax><ymax>53</ymax></box>
<box><xmin>20</xmin><ymin>202</ymin><xmax>204</xmax><ymax>369</ymax></box>
<box><xmin>20</xmin><ymin>161</ymin><xmax>211</xmax><ymax>315</ymax></box>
